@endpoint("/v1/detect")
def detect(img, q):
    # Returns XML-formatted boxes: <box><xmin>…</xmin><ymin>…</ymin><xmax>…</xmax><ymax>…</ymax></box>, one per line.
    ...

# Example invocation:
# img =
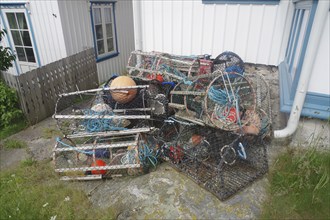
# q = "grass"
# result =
<box><xmin>42</xmin><ymin>127</ymin><xmax>62</xmax><ymax>139</ymax></box>
<box><xmin>0</xmin><ymin>160</ymin><xmax>115</xmax><ymax>220</ymax></box>
<box><xmin>3</xmin><ymin>139</ymin><xmax>27</xmax><ymax>149</ymax></box>
<box><xmin>260</xmin><ymin>147</ymin><xmax>330</xmax><ymax>219</ymax></box>
<box><xmin>0</xmin><ymin>119</ymin><xmax>27</xmax><ymax>140</ymax></box>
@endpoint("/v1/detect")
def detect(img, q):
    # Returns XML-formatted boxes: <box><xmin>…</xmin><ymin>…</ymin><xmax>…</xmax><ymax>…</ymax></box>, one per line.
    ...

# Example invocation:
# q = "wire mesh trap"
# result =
<box><xmin>164</xmin><ymin>125</ymin><xmax>268</xmax><ymax>201</ymax></box>
<box><xmin>127</xmin><ymin>50</ymin><xmax>213</xmax><ymax>83</ymax></box>
<box><xmin>53</xmin><ymin>134</ymin><xmax>142</xmax><ymax>180</ymax></box>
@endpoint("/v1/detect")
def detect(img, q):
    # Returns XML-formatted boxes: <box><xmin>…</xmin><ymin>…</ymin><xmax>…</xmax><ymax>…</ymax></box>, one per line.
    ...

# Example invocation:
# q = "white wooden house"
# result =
<box><xmin>0</xmin><ymin>0</ymin><xmax>135</xmax><ymax>83</ymax></box>
<box><xmin>1</xmin><ymin>0</ymin><xmax>329</xmax><ymax>122</ymax></box>
<box><xmin>132</xmin><ymin>0</ymin><xmax>329</xmax><ymax>121</ymax></box>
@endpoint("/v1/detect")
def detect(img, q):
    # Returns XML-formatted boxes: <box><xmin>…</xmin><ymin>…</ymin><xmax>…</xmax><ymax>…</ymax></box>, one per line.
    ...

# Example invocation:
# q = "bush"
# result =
<box><xmin>0</xmin><ymin>80</ymin><xmax>24</xmax><ymax>128</ymax></box>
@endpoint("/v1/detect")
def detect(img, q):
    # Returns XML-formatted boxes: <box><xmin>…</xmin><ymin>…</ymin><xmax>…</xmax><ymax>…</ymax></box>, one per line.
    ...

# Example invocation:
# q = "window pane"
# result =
<box><xmin>16</xmin><ymin>13</ymin><xmax>28</xmax><ymax>29</ymax></box>
<box><xmin>6</xmin><ymin>13</ymin><xmax>18</xmax><ymax>29</ymax></box>
<box><xmin>107</xmin><ymin>38</ymin><xmax>114</xmax><ymax>52</ymax></box>
<box><xmin>15</xmin><ymin>47</ymin><xmax>27</xmax><ymax>62</ymax></box>
<box><xmin>104</xmin><ymin>7</ymin><xmax>112</xmax><ymax>23</ymax></box>
<box><xmin>95</xmin><ymin>24</ymin><xmax>103</xmax><ymax>40</ymax></box>
<box><xmin>11</xmin><ymin>30</ymin><xmax>23</xmax><ymax>46</ymax></box>
<box><xmin>25</xmin><ymin>48</ymin><xmax>36</xmax><ymax>63</ymax></box>
<box><xmin>97</xmin><ymin>40</ymin><xmax>105</xmax><ymax>55</ymax></box>
<box><xmin>21</xmin><ymin>31</ymin><xmax>32</xmax><ymax>46</ymax></box>
<box><xmin>106</xmin><ymin>23</ymin><xmax>113</xmax><ymax>38</ymax></box>
<box><xmin>93</xmin><ymin>8</ymin><xmax>102</xmax><ymax>24</ymax></box>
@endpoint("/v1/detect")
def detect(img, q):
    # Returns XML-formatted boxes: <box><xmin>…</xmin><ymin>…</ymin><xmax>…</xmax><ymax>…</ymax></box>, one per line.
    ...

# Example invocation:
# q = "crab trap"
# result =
<box><xmin>164</xmin><ymin>125</ymin><xmax>268</xmax><ymax>201</ymax></box>
<box><xmin>127</xmin><ymin>50</ymin><xmax>213</xmax><ymax>83</ymax></box>
<box><xmin>53</xmin><ymin>133</ymin><xmax>142</xmax><ymax>180</ymax></box>
<box><xmin>169</xmin><ymin>70</ymin><xmax>264</xmax><ymax>135</ymax></box>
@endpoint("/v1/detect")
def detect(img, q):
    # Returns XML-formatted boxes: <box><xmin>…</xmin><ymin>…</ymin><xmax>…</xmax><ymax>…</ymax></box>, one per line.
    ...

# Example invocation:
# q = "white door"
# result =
<box><xmin>2</xmin><ymin>9</ymin><xmax>38</xmax><ymax>74</ymax></box>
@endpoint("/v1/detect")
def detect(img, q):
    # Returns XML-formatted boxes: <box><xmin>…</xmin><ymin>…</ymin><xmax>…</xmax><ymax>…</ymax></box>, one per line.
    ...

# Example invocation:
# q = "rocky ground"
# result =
<box><xmin>1</xmin><ymin>64</ymin><xmax>329</xmax><ymax>219</ymax></box>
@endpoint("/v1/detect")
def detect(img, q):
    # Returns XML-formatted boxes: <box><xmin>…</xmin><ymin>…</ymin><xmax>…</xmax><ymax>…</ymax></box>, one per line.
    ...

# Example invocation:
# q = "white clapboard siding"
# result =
<box><xmin>29</xmin><ymin>0</ymin><xmax>67</xmax><ymax>65</ymax></box>
<box><xmin>135</xmin><ymin>0</ymin><xmax>293</xmax><ymax>66</ymax></box>
<box><xmin>0</xmin><ymin>0</ymin><xmax>67</xmax><ymax>69</ymax></box>
<box><xmin>308</xmin><ymin>11</ymin><xmax>329</xmax><ymax>94</ymax></box>
<box><xmin>57</xmin><ymin>0</ymin><xmax>135</xmax><ymax>83</ymax></box>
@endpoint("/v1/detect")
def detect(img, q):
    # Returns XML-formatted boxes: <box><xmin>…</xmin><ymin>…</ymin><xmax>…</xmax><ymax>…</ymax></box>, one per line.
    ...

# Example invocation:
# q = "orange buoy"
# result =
<box><xmin>191</xmin><ymin>134</ymin><xmax>203</xmax><ymax>146</ymax></box>
<box><xmin>91</xmin><ymin>159</ymin><xmax>107</xmax><ymax>175</ymax></box>
<box><xmin>109</xmin><ymin>76</ymin><xmax>137</xmax><ymax>104</ymax></box>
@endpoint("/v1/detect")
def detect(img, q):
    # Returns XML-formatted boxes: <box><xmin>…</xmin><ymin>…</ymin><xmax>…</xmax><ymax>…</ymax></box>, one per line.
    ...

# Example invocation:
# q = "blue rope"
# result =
<box><xmin>208</xmin><ymin>86</ymin><xmax>238</xmax><ymax>106</ymax></box>
<box><xmin>56</xmin><ymin>137</ymin><xmax>93</xmax><ymax>155</ymax></box>
<box><xmin>82</xmin><ymin>109</ymin><xmax>127</xmax><ymax>132</ymax></box>
<box><xmin>225</xmin><ymin>65</ymin><xmax>244</xmax><ymax>75</ymax></box>
<box><xmin>139</xmin><ymin>144</ymin><xmax>158</xmax><ymax>167</ymax></box>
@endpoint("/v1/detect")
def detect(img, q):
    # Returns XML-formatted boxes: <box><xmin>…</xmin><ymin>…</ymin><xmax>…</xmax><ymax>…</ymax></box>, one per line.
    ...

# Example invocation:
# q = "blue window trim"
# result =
<box><xmin>278</xmin><ymin>0</ymin><xmax>330</xmax><ymax>119</ymax></box>
<box><xmin>202</xmin><ymin>0</ymin><xmax>280</xmax><ymax>5</ymax></box>
<box><xmin>90</xmin><ymin>1</ymin><xmax>119</xmax><ymax>63</ymax></box>
<box><xmin>0</xmin><ymin>2</ymin><xmax>42</xmax><ymax>75</ymax></box>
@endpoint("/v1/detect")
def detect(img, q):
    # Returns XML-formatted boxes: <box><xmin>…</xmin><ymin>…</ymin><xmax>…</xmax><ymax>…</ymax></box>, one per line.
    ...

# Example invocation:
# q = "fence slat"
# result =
<box><xmin>1</xmin><ymin>48</ymin><xmax>98</xmax><ymax>125</ymax></box>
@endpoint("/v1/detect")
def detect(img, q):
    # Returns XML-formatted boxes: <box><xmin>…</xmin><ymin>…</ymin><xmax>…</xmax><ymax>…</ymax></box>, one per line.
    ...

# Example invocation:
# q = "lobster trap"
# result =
<box><xmin>53</xmin><ymin>84</ymin><xmax>153</xmax><ymax>137</ymax></box>
<box><xmin>53</xmin><ymin>133</ymin><xmax>142</xmax><ymax>180</ymax></box>
<box><xmin>165</xmin><ymin>125</ymin><xmax>268</xmax><ymax>201</ymax></box>
<box><xmin>169</xmin><ymin>70</ymin><xmax>260</xmax><ymax>133</ymax></box>
<box><xmin>127</xmin><ymin>50</ymin><xmax>212</xmax><ymax>83</ymax></box>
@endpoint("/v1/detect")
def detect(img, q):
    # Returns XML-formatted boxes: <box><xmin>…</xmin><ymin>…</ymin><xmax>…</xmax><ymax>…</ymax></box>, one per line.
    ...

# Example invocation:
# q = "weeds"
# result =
<box><xmin>42</xmin><ymin>127</ymin><xmax>62</xmax><ymax>139</ymax></box>
<box><xmin>0</xmin><ymin>160</ymin><xmax>115</xmax><ymax>220</ymax></box>
<box><xmin>0</xmin><ymin>119</ymin><xmax>27</xmax><ymax>140</ymax></box>
<box><xmin>3</xmin><ymin>139</ymin><xmax>27</xmax><ymax>149</ymax></box>
<box><xmin>261</xmin><ymin>147</ymin><xmax>330</xmax><ymax>219</ymax></box>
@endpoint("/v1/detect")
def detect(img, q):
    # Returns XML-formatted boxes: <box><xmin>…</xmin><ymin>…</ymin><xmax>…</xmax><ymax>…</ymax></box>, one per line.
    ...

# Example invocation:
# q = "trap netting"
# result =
<box><xmin>53</xmin><ymin>83</ymin><xmax>152</xmax><ymax>137</ymax></box>
<box><xmin>212</xmin><ymin>51</ymin><xmax>245</xmax><ymax>74</ymax></box>
<box><xmin>127</xmin><ymin>50</ymin><xmax>213</xmax><ymax>83</ymax></box>
<box><xmin>53</xmin><ymin>134</ymin><xmax>143</xmax><ymax>180</ymax></box>
<box><xmin>244</xmin><ymin>73</ymin><xmax>272</xmax><ymax>138</ymax></box>
<box><xmin>164</xmin><ymin>125</ymin><xmax>268</xmax><ymax>201</ymax></box>
<box><xmin>169</xmin><ymin>70</ymin><xmax>259</xmax><ymax>134</ymax></box>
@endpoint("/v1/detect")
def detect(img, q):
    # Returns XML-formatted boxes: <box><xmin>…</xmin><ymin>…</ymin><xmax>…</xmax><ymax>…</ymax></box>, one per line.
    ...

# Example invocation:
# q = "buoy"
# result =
<box><xmin>109</xmin><ymin>76</ymin><xmax>137</xmax><ymax>104</ymax></box>
<box><xmin>91</xmin><ymin>159</ymin><xmax>107</xmax><ymax>175</ymax></box>
<box><xmin>191</xmin><ymin>134</ymin><xmax>203</xmax><ymax>146</ymax></box>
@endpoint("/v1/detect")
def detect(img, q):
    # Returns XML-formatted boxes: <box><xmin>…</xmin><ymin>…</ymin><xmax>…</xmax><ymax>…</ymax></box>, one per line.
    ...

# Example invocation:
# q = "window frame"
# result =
<box><xmin>5</xmin><ymin>11</ymin><xmax>36</xmax><ymax>63</ymax></box>
<box><xmin>202</xmin><ymin>0</ymin><xmax>280</xmax><ymax>5</ymax></box>
<box><xmin>90</xmin><ymin>1</ymin><xmax>119</xmax><ymax>62</ymax></box>
<box><xmin>0</xmin><ymin>4</ymin><xmax>40</xmax><ymax>75</ymax></box>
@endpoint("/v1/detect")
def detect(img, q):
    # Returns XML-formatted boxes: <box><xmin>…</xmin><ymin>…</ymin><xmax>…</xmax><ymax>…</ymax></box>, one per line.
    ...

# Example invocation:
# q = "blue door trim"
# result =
<box><xmin>279</xmin><ymin>61</ymin><xmax>330</xmax><ymax>119</ymax></box>
<box><xmin>279</xmin><ymin>0</ymin><xmax>329</xmax><ymax>120</ymax></box>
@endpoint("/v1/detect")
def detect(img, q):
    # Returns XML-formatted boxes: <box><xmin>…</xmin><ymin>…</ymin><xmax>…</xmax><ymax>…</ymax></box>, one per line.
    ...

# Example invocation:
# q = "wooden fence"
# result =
<box><xmin>1</xmin><ymin>48</ymin><xmax>98</xmax><ymax>125</ymax></box>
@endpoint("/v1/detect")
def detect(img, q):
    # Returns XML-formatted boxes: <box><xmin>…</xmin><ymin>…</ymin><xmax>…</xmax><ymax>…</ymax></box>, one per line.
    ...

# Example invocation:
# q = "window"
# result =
<box><xmin>91</xmin><ymin>2</ymin><xmax>118</xmax><ymax>61</ymax></box>
<box><xmin>6</xmin><ymin>12</ymin><xmax>36</xmax><ymax>63</ymax></box>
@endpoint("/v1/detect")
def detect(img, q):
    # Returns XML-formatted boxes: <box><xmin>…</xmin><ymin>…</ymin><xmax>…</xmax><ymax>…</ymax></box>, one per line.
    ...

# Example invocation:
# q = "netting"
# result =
<box><xmin>52</xmin><ymin>50</ymin><xmax>272</xmax><ymax>200</ymax></box>
<box><xmin>163</xmin><ymin>125</ymin><xmax>268</xmax><ymax>201</ymax></box>
<box><xmin>127</xmin><ymin>51</ymin><xmax>213</xmax><ymax>83</ymax></box>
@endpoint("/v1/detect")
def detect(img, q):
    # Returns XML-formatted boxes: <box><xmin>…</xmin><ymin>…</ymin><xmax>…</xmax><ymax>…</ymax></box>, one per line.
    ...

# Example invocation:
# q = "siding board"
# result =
<box><xmin>136</xmin><ymin>0</ymin><xmax>291</xmax><ymax>65</ymax></box>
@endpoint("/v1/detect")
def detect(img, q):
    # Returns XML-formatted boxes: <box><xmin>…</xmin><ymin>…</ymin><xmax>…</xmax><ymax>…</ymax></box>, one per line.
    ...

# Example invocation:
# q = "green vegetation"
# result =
<box><xmin>42</xmin><ymin>127</ymin><xmax>62</xmax><ymax>139</ymax></box>
<box><xmin>0</xmin><ymin>80</ymin><xmax>25</xmax><ymax>128</ymax></box>
<box><xmin>0</xmin><ymin>160</ymin><xmax>115</xmax><ymax>220</ymax></box>
<box><xmin>0</xmin><ymin>119</ymin><xmax>27</xmax><ymax>140</ymax></box>
<box><xmin>3</xmin><ymin>139</ymin><xmax>27</xmax><ymax>149</ymax></box>
<box><xmin>261</xmin><ymin>148</ymin><xmax>330</xmax><ymax>219</ymax></box>
<box><xmin>0</xmin><ymin>29</ymin><xmax>16</xmax><ymax>71</ymax></box>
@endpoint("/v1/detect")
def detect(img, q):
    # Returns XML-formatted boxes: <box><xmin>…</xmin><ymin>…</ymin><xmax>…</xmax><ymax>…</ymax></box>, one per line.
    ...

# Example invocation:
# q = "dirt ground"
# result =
<box><xmin>1</xmin><ymin>64</ymin><xmax>329</xmax><ymax>219</ymax></box>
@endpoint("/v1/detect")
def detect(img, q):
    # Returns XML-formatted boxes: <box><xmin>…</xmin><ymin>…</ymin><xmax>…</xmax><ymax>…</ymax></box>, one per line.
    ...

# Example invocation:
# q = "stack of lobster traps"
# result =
<box><xmin>52</xmin><ymin>50</ymin><xmax>271</xmax><ymax>200</ymax></box>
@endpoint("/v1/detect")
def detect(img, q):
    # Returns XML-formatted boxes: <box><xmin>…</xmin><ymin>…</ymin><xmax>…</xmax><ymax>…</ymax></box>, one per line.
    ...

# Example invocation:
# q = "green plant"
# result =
<box><xmin>0</xmin><ymin>80</ymin><xmax>24</xmax><ymax>128</ymax></box>
<box><xmin>0</xmin><ymin>119</ymin><xmax>27</xmax><ymax>140</ymax></box>
<box><xmin>0</xmin><ymin>160</ymin><xmax>115</xmax><ymax>220</ymax></box>
<box><xmin>42</xmin><ymin>127</ymin><xmax>61</xmax><ymax>139</ymax></box>
<box><xmin>0</xmin><ymin>29</ymin><xmax>15</xmax><ymax>71</ymax></box>
<box><xmin>3</xmin><ymin>139</ymin><xmax>27</xmax><ymax>149</ymax></box>
<box><xmin>261</xmin><ymin>148</ymin><xmax>330</xmax><ymax>219</ymax></box>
